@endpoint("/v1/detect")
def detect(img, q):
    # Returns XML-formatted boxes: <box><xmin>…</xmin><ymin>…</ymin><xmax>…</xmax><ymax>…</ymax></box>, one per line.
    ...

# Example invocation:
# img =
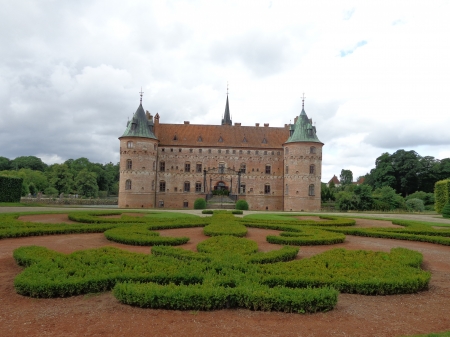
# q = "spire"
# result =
<box><xmin>139</xmin><ymin>87</ymin><xmax>144</xmax><ymax>105</ymax></box>
<box><xmin>120</xmin><ymin>94</ymin><xmax>157</xmax><ymax>140</ymax></box>
<box><xmin>221</xmin><ymin>84</ymin><xmax>232</xmax><ymax>125</ymax></box>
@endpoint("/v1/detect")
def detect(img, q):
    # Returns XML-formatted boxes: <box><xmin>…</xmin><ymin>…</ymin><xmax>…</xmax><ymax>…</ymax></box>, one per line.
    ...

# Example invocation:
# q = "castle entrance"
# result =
<box><xmin>214</xmin><ymin>181</ymin><xmax>228</xmax><ymax>191</ymax></box>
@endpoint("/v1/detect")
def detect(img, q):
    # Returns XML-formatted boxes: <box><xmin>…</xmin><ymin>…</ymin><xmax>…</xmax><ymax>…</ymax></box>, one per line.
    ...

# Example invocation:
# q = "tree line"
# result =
<box><xmin>322</xmin><ymin>149</ymin><xmax>450</xmax><ymax>211</ymax></box>
<box><xmin>0</xmin><ymin>156</ymin><xmax>119</xmax><ymax>198</ymax></box>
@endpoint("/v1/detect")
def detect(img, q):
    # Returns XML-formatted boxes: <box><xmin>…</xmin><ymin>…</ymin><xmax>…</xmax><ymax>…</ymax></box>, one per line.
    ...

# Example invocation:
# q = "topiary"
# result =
<box><xmin>442</xmin><ymin>202</ymin><xmax>450</xmax><ymax>219</ymax></box>
<box><xmin>194</xmin><ymin>198</ymin><xmax>206</xmax><ymax>209</ymax></box>
<box><xmin>236</xmin><ymin>199</ymin><xmax>249</xmax><ymax>210</ymax></box>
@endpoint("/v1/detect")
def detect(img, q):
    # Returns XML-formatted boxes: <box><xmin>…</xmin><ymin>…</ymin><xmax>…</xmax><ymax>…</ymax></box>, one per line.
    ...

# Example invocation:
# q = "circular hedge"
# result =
<box><xmin>443</xmin><ymin>202</ymin><xmax>450</xmax><ymax>218</ymax></box>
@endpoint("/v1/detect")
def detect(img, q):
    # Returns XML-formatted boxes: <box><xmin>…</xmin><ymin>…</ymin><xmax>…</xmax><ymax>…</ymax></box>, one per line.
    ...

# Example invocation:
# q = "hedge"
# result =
<box><xmin>435</xmin><ymin>179</ymin><xmax>450</xmax><ymax>213</ymax></box>
<box><xmin>0</xmin><ymin>176</ymin><xmax>23</xmax><ymax>202</ymax></box>
<box><xmin>104</xmin><ymin>226</ymin><xmax>189</xmax><ymax>246</ymax></box>
<box><xmin>266</xmin><ymin>228</ymin><xmax>346</xmax><ymax>246</ymax></box>
<box><xmin>236</xmin><ymin>199</ymin><xmax>249</xmax><ymax>210</ymax></box>
<box><xmin>203</xmin><ymin>212</ymin><xmax>248</xmax><ymax>237</ymax></box>
<box><xmin>113</xmin><ymin>282</ymin><xmax>338</xmax><ymax>313</ymax></box>
<box><xmin>194</xmin><ymin>198</ymin><xmax>206</xmax><ymax>209</ymax></box>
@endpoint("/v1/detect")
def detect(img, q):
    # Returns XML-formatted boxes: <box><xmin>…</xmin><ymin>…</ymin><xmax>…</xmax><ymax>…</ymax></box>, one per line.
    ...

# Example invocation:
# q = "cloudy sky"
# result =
<box><xmin>1</xmin><ymin>0</ymin><xmax>450</xmax><ymax>181</ymax></box>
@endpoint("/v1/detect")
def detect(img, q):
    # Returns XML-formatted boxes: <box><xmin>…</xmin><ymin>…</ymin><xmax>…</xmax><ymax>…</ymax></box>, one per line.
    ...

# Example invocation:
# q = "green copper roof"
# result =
<box><xmin>285</xmin><ymin>108</ymin><xmax>322</xmax><ymax>144</ymax></box>
<box><xmin>121</xmin><ymin>103</ymin><xmax>157</xmax><ymax>139</ymax></box>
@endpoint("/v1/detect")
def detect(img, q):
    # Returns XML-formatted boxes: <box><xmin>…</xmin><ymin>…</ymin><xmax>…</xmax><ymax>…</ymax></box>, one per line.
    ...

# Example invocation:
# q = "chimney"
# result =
<box><xmin>234</xmin><ymin>122</ymin><xmax>241</xmax><ymax>126</ymax></box>
<box><xmin>184</xmin><ymin>121</ymin><xmax>190</xmax><ymax>124</ymax></box>
<box><xmin>255</xmin><ymin>123</ymin><xmax>260</xmax><ymax>127</ymax></box>
<box><xmin>264</xmin><ymin>123</ymin><xmax>269</xmax><ymax>127</ymax></box>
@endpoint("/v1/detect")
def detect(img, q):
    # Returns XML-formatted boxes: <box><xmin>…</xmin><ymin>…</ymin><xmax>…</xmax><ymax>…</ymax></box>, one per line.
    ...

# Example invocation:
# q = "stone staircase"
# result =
<box><xmin>206</xmin><ymin>195</ymin><xmax>236</xmax><ymax>209</ymax></box>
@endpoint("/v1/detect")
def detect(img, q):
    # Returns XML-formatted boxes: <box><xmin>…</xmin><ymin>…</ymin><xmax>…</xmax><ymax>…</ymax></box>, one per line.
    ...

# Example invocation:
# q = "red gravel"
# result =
<box><xmin>0</xmin><ymin>214</ymin><xmax>449</xmax><ymax>336</ymax></box>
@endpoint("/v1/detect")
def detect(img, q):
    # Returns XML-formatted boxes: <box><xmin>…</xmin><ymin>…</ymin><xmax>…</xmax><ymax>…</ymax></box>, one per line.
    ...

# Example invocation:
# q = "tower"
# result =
<box><xmin>283</xmin><ymin>96</ymin><xmax>323</xmax><ymax>211</ymax></box>
<box><xmin>118</xmin><ymin>93</ymin><xmax>159</xmax><ymax>208</ymax></box>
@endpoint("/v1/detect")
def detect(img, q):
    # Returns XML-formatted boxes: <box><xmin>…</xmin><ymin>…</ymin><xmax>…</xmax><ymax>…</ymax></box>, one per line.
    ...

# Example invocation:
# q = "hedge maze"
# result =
<box><xmin>7</xmin><ymin>210</ymin><xmax>450</xmax><ymax>313</ymax></box>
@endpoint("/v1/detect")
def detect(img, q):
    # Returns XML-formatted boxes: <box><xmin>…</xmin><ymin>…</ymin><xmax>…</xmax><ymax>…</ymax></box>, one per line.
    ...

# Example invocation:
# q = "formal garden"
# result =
<box><xmin>1</xmin><ymin>208</ymin><xmax>450</xmax><ymax>336</ymax></box>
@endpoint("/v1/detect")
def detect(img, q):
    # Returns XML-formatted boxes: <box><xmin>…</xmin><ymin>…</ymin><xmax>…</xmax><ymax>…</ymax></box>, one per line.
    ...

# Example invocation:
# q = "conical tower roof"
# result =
<box><xmin>121</xmin><ymin>103</ymin><xmax>157</xmax><ymax>139</ymax></box>
<box><xmin>221</xmin><ymin>95</ymin><xmax>232</xmax><ymax>125</ymax></box>
<box><xmin>285</xmin><ymin>107</ymin><xmax>322</xmax><ymax>144</ymax></box>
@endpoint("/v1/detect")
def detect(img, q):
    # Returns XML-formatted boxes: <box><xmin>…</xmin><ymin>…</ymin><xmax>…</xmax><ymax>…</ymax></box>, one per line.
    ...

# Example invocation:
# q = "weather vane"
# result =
<box><xmin>302</xmin><ymin>92</ymin><xmax>306</xmax><ymax>109</ymax></box>
<box><xmin>227</xmin><ymin>82</ymin><xmax>229</xmax><ymax>95</ymax></box>
<box><xmin>139</xmin><ymin>87</ymin><xmax>144</xmax><ymax>104</ymax></box>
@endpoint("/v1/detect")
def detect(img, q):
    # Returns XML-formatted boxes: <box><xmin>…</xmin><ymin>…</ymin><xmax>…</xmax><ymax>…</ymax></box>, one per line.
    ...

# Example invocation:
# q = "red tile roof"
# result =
<box><xmin>328</xmin><ymin>175</ymin><xmax>340</xmax><ymax>184</ymax></box>
<box><xmin>156</xmin><ymin>123</ymin><xmax>290</xmax><ymax>149</ymax></box>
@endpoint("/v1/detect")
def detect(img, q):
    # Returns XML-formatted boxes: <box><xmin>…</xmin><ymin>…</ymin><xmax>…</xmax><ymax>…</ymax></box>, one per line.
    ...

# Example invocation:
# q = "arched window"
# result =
<box><xmin>126</xmin><ymin>159</ymin><xmax>132</xmax><ymax>170</ymax></box>
<box><xmin>159</xmin><ymin>161</ymin><xmax>165</xmax><ymax>172</ymax></box>
<box><xmin>240</xmin><ymin>183</ymin><xmax>246</xmax><ymax>194</ymax></box>
<box><xmin>310</xmin><ymin>165</ymin><xmax>315</xmax><ymax>174</ymax></box>
<box><xmin>240</xmin><ymin>163</ymin><xmax>246</xmax><ymax>174</ymax></box>
<box><xmin>127</xmin><ymin>141</ymin><xmax>133</xmax><ymax>149</ymax></box>
<box><xmin>159</xmin><ymin>181</ymin><xmax>166</xmax><ymax>192</ymax></box>
<box><xmin>125</xmin><ymin>179</ymin><xmax>132</xmax><ymax>190</ymax></box>
<box><xmin>185</xmin><ymin>162</ymin><xmax>191</xmax><ymax>172</ymax></box>
<box><xmin>184</xmin><ymin>181</ymin><xmax>191</xmax><ymax>192</ymax></box>
<box><xmin>310</xmin><ymin>146</ymin><xmax>316</xmax><ymax>154</ymax></box>
<box><xmin>196</xmin><ymin>163</ymin><xmax>202</xmax><ymax>173</ymax></box>
<box><xmin>309</xmin><ymin>184</ymin><xmax>315</xmax><ymax>196</ymax></box>
<box><xmin>195</xmin><ymin>182</ymin><xmax>202</xmax><ymax>192</ymax></box>
<box><xmin>264</xmin><ymin>184</ymin><xmax>271</xmax><ymax>194</ymax></box>
<box><xmin>265</xmin><ymin>165</ymin><xmax>271</xmax><ymax>174</ymax></box>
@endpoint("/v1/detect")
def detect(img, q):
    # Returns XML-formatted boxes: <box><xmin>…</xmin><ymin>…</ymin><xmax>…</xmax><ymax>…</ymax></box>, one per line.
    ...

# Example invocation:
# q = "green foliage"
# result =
<box><xmin>373</xmin><ymin>186</ymin><xmax>406</xmax><ymax>210</ymax></box>
<box><xmin>231</xmin><ymin>210</ymin><xmax>243</xmax><ymax>214</ymax></box>
<box><xmin>194</xmin><ymin>198</ymin><xmax>206</xmax><ymax>209</ymax></box>
<box><xmin>10</xmin><ymin>156</ymin><xmax>47</xmax><ymax>171</ymax></box>
<box><xmin>202</xmin><ymin>210</ymin><xmax>213</xmax><ymax>214</ymax></box>
<box><xmin>321</xmin><ymin>183</ymin><xmax>335</xmax><ymax>202</ymax></box>
<box><xmin>406</xmin><ymin>198</ymin><xmax>425</xmax><ymax>212</ymax></box>
<box><xmin>339</xmin><ymin>169</ymin><xmax>353</xmax><ymax>185</ymax></box>
<box><xmin>267</xmin><ymin>228</ymin><xmax>345</xmax><ymax>246</ymax></box>
<box><xmin>197</xmin><ymin>236</ymin><xmax>258</xmax><ymax>255</ymax></box>
<box><xmin>236</xmin><ymin>199</ymin><xmax>249</xmax><ymax>210</ymax></box>
<box><xmin>0</xmin><ymin>176</ymin><xmax>23</xmax><ymax>202</ymax></box>
<box><xmin>406</xmin><ymin>191</ymin><xmax>435</xmax><ymax>205</ymax></box>
<box><xmin>242</xmin><ymin>214</ymin><xmax>356</xmax><ymax>227</ymax></box>
<box><xmin>74</xmin><ymin>169</ymin><xmax>99</xmax><ymax>198</ymax></box>
<box><xmin>335</xmin><ymin>191</ymin><xmax>358</xmax><ymax>211</ymax></box>
<box><xmin>47</xmin><ymin>164</ymin><xmax>73</xmax><ymax>194</ymax></box>
<box><xmin>203</xmin><ymin>213</ymin><xmax>247</xmax><ymax>237</ymax></box>
<box><xmin>104</xmin><ymin>226</ymin><xmax>189</xmax><ymax>246</ymax></box>
<box><xmin>43</xmin><ymin>186</ymin><xmax>58</xmax><ymax>197</ymax></box>
<box><xmin>0</xmin><ymin>156</ymin><xmax>10</xmax><ymax>171</ymax></box>
<box><xmin>212</xmin><ymin>189</ymin><xmax>229</xmax><ymax>196</ymax></box>
<box><xmin>442</xmin><ymin>203</ymin><xmax>450</xmax><ymax>219</ymax></box>
<box><xmin>435</xmin><ymin>179</ymin><xmax>450</xmax><ymax>213</ymax></box>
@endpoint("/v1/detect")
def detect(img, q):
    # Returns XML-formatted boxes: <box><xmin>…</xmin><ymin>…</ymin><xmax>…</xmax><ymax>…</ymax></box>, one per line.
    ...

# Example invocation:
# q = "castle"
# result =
<box><xmin>118</xmin><ymin>93</ymin><xmax>323</xmax><ymax>211</ymax></box>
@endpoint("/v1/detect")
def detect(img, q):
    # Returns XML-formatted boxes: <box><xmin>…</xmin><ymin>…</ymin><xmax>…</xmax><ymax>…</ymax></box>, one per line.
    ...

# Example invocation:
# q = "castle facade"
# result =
<box><xmin>118</xmin><ymin>95</ymin><xmax>323</xmax><ymax>211</ymax></box>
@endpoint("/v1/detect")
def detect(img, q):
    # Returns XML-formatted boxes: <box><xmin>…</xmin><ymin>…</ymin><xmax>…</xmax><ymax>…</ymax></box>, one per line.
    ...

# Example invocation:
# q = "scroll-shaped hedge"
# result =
<box><xmin>113</xmin><ymin>282</ymin><xmax>338</xmax><ymax>314</ymax></box>
<box><xmin>203</xmin><ymin>212</ymin><xmax>248</xmax><ymax>237</ymax></box>
<box><xmin>104</xmin><ymin>225</ymin><xmax>189</xmax><ymax>246</ymax></box>
<box><xmin>266</xmin><ymin>228</ymin><xmax>346</xmax><ymax>246</ymax></box>
<box><xmin>261</xmin><ymin>247</ymin><xmax>430</xmax><ymax>295</ymax></box>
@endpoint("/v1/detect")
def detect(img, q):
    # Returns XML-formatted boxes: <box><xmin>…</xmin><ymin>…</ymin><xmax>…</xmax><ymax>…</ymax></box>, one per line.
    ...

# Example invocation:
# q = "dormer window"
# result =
<box><xmin>173</xmin><ymin>135</ymin><xmax>178</xmax><ymax>140</ymax></box>
<box><xmin>198</xmin><ymin>136</ymin><xmax>202</xmax><ymax>142</ymax></box>
<box><xmin>242</xmin><ymin>137</ymin><xmax>247</xmax><ymax>143</ymax></box>
<box><xmin>262</xmin><ymin>137</ymin><xmax>267</xmax><ymax>144</ymax></box>
<box><xmin>218</xmin><ymin>136</ymin><xmax>223</xmax><ymax>142</ymax></box>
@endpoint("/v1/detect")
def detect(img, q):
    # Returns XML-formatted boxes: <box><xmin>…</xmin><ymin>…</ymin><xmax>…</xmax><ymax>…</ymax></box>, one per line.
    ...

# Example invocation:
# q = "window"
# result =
<box><xmin>127</xmin><ymin>141</ymin><xmax>133</xmax><ymax>149</ymax></box>
<box><xmin>125</xmin><ymin>179</ymin><xmax>132</xmax><ymax>190</ymax></box>
<box><xmin>159</xmin><ymin>161</ymin><xmax>165</xmax><ymax>172</ymax></box>
<box><xmin>183</xmin><ymin>201</ymin><xmax>189</xmax><ymax>208</ymax></box>
<box><xmin>126</xmin><ymin>159</ymin><xmax>132</xmax><ymax>170</ymax></box>
<box><xmin>240</xmin><ymin>184</ymin><xmax>246</xmax><ymax>194</ymax></box>
<box><xmin>264</xmin><ymin>184</ymin><xmax>271</xmax><ymax>194</ymax></box>
<box><xmin>277</xmin><ymin>151</ymin><xmax>280</xmax><ymax>155</ymax></box>
<box><xmin>239</xmin><ymin>150</ymin><xmax>243</xmax><ymax>154</ymax></box>
<box><xmin>247</xmin><ymin>150</ymin><xmax>251</xmax><ymax>154</ymax></box>
<box><xmin>218</xmin><ymin>136</ymin><xmax>223</xmax><ymax>142</ymax></box>
<box><xmin>219</xmin><ymin>163</ymin><xmax>225</xmax><ymax>174</ymax></box>
<box><xmin>195</xmin><ymin>182</ymin><xmax>202</xmax><ymax>192</ymax></box>
<box><xmin>153</xmin><ymin>161</ymin><xmax>156</xmax><ymax>170</ymax></box>
<box><xmin>226</xmin><ymin>150</ymin><xmax>229</xmax><ymax>154</ymax></box>
<box><xmin>208</xmin><ymin>149</ymin><xmax>211</xmax><ymax>153</ymax></box>
<box><xmin>161</xmin><ymin>148</ymin><xmax>165</xmax><ymax>152</ymax></box>
<box><xmin>309</xmin><ymin>184</ymin><xmax>315</xmax><ymax>196</ymax></box>
<box><xmin>218</xmin><ymin>149</ymin><xmax>222</xmax><ymax>154</ymax></box>
<box><xmin>190</xmin><ymin>149</ymin><xmax>193</xmax><ymax>153</ymax></box>
<box><xmin>184</xmin><ymin>181</ymin><xmax>190</xmax><ymax>192</ymax></box>
<box><xmin>159</xmin><ymin>181</ymin><xmax>166</xmax><ymax>192</ymax></box>
<box><xmin>232</xmin><ymin>150</ymin><xmax>236</xmax><ymax>154</ymax></box>
<box><xmin>264</xmin><ymin>151</ymin><xmax>267</xmax><ymax>155</ymax></box>
<box><xmin>179</xmin><ymin>148</ymin><xmax>182</xmax><ymax>152</ymax></box>
<box><xmin>240</xmin><ymin>163</ymin><xmax>246</xmax><ymax>174</ymax></box>
<box><xmin>152</xmin><ymin>180</ymin><xmax>154</xmax><ymax>191</ymax></box>
<box><xmin>185</xmin><ymin>163</ymin><xmax>191</xmax><ymax>172</ymax></box>
<box><xmin>198</xmin><ymin>136</ymin><xmax>202</xmax><ymax>142</ymax></box>
<box><xmin>285</xmin><ymin>147</ymin><xmax>289</xmax><ymax>154</ymax></box>
<box><xmin>310</xmin><ymin>165</ymin><xmax>315</xmax><ymax>174</ymax></box>
<box><xmin>159</xmin><ymin>200</ymin><xmax>164</xmax><ymax>207</ymax></box>
<box><xmin>174</xmin><ymin>187</ymin><xmax>178</xmax><ymax>192</ymax></box>
<box><xmin>255</xmin><ymin>150</ymin><xmax>259</xmax><ymax>155</ymax></box>
<box><xmin>310</xmin><ymin>146</ymin><xmax>316</xmax><ymax>154</ymax></box>
<box><xmin>265</xmin><ymin>165</ymin><xmax>271</xmax><ymax>174</ymax></box>
<box><xmin>173</xmin><ymin>135</ymin><xmax>178</xmax><ymax>140</ymax></box>
<box><xmin>170</xmin><ymin>148</ymin><xmax>173</xmax><ymax>152</ymax></box>
<box><xmin>285</xmin><ymin>166</ymin><xmax>289</xmax><ymax>174</ymax></box>
<box><xmin>196</xmin><ymin>163</ymin><xmax>202</xmax><ymax>173</ymax></box>
<box><xmin>285</xmin><ymin>184</ymin><xmax>288</xmax><ymax>195</ymax></box>
<box><xmin>199</xmin><ymin>149</ymin><xmax>202</xmax><ymax>153</ymax></box>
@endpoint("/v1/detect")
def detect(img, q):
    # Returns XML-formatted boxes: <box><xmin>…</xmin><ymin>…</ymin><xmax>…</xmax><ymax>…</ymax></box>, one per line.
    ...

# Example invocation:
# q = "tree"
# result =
<box><xmin>340</xmin><ymin>169</ymin><xmax>353</xmax><ymax>186</ymax></box>
<box><xmin>366</xmin><ymin>153</ymin><xmax>396</xmax><ymax>190</ymax></box>
<box><xmin>354</xmin><ymin>184</ymin><xmax>373</xmax><ymax>211</ymax></box>
<box><xmin>10</xmin><ymin>156</ymin><xmax>47</xmax><ymax>171</ymax></box>
<box><xmin>74</xmin><ymin>169</ymin><xmax>98</xmax><ymax>198</ymax></box>
<box><xmin>372</xmin><ymin>186</ymin><xmax>405</xmax><ymax>210</ymax></box>
<box><xmin>0</xmin><ymin>157</ymin><xmax>10</xmax><ymax>171</ymax></box>
<box><xmin>390</xmin><ymin>150</ymin><xmax>421</xmax><ymax>196</ymax></box>
<box><xmin>47</xmin><ymin>164</ymin><xmax>73</xmax><ymax>194</ymax></box>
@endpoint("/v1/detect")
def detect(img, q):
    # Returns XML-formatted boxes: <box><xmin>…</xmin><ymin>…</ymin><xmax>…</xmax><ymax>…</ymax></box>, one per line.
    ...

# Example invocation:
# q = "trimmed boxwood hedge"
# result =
<box><xmin>104</xmin><ymin>226</ymin><xmax>189</xmax><ymax>246</ymax></box>
<box><xmin>203</xmin><ymin>212</ymin><xmax>248</xmax><ymax>237</ymax></box>
<box><xmin>0</xmin><ymin>176</ymin><xmax>23</xmax><ymax>202</ymax></box>
<box><xmin>266</xmin><ymin>228</ymin><xmax>346</xmax><ymax>246</ymax></box>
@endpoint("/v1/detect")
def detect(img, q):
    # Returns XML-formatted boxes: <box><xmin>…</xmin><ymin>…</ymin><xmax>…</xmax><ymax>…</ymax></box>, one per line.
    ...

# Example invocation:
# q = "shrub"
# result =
<box><xmin>44</xmin><ymin>186</ymin><xmax>59</xmax><ymax>197</ymax></box>
<box><xmin>406</xmin><ymin>198</ymin><xmax>425</xmax><ymax>212</ymax></box>
<box><xmin>194</xmin><ymin>198</ymin><xmax>207</xmax><ymax>209</ymax></box>
<box><xmin>435</xmin><ymin>179</ymin><xmax>450</xmax><ymax>213</ymax></box>
<box><xmin>202</xmin><ymin>210</ymin><xmax>213</xmax><ymax>214</ymax></box>
<box><xmin>231</xmin><ymin>210</ymin><xmax>243</xmax><ymax>215</ymax></box>
<box><xmin>236</xmin><ymin>199</ymin><xmax>249</xmax><ymax>210</ymax></box>
<box><xmin>443</xmin><ymin>203</ymin><xmax>450</xmax><ymax>219</ymax></box>
<box><xmin>0</xmin><ymin>176</ymin><xmax>23</xmax><ymax>202</ymax></box>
